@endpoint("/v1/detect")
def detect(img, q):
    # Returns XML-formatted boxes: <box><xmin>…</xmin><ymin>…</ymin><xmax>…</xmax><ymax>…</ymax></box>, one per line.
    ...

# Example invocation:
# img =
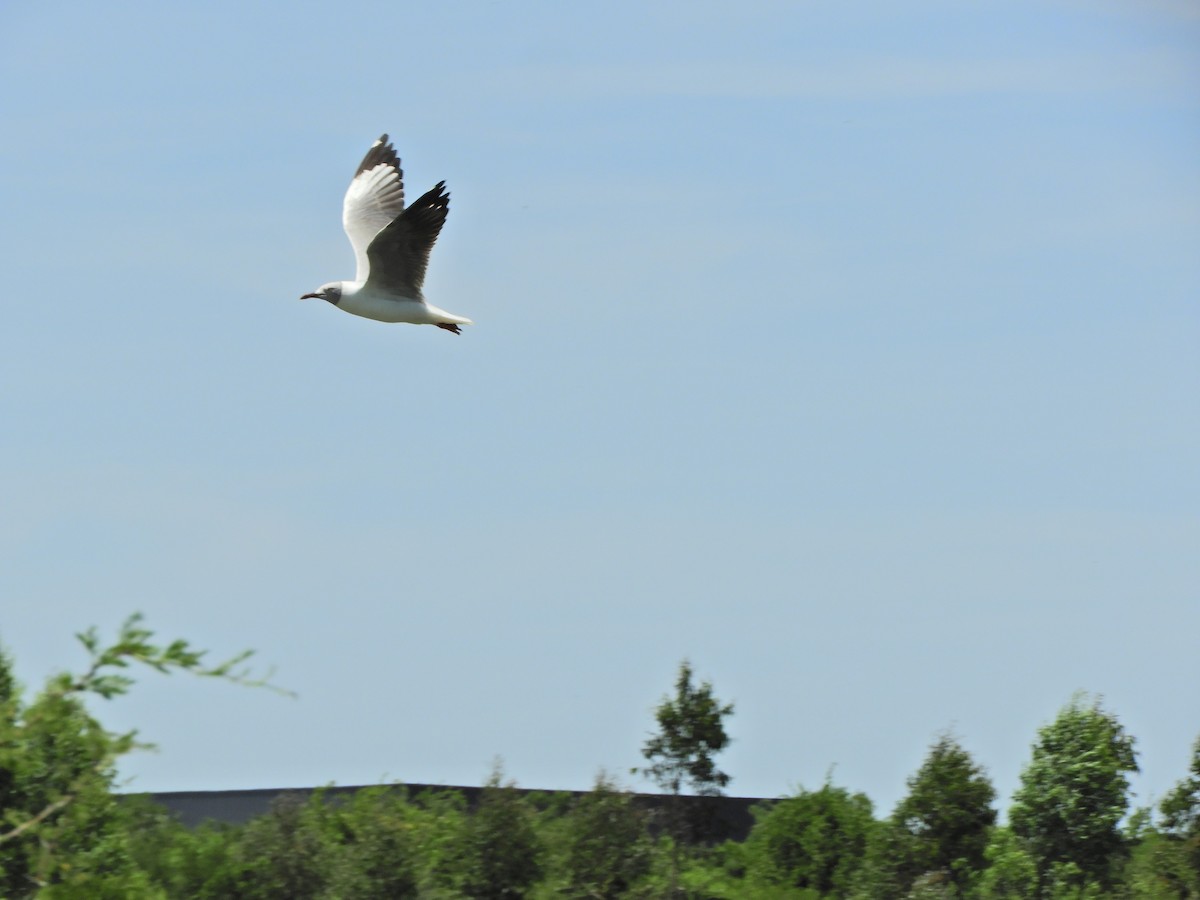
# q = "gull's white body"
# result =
<box><xmin>302</xmin><ymin>134</ymin><xmax>471</xmax><ymax>332</ymax></box>
<box><xmin>337</xmin><ymin>282</ymin><xmax>471</xmax><ymax>326</ymax></box>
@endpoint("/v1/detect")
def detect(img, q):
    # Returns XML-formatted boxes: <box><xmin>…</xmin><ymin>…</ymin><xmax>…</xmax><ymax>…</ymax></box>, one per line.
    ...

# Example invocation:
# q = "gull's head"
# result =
<box><xmin>299</xmin><ymin>282</ymin><xmax>343</xmax><ymax>305</ymax></box>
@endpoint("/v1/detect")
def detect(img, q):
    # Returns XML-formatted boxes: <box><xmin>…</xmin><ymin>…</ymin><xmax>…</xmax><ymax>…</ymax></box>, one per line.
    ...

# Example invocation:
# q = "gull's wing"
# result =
<box><xmin>342</xmin><ymin>135</ymin><xmax>406</xmax><ymax>282</ymax></box>
<box><xmin>363</xmin><ymin>181</ymin><xmax>450</xmax><ymax>300</ymax></box>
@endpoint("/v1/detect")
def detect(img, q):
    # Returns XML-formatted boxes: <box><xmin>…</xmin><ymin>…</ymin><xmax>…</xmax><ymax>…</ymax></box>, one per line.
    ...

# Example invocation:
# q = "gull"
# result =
<box><xmin>301</xmin><ymin>135</ymin><xmax>470</xmax><ymax>334</ymax></box>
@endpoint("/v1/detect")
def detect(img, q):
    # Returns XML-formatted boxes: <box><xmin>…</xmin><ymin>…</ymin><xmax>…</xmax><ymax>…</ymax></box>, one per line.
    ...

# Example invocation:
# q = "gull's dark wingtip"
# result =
<box><xmin>435</xmin><ymin>323</ymin><xmax>462</xmax><ymax>335</ymax></box>
<box><xmin>355</xmin><ymin>134</ymin><xmax>401</xmax><ymax>179</ymax></box>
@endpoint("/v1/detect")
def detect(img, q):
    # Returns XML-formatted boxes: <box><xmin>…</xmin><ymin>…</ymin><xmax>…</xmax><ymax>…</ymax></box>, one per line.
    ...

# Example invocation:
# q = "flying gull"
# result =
<box><xmin>301</xmin><ymin>135</ymin><xmax>470</xmax><ymax>334</ymax></box>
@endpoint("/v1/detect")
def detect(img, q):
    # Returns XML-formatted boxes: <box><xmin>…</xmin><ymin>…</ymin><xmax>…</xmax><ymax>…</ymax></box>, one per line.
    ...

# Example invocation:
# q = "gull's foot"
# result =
<box><xmin>435</xmin><ymin>323</ymin><xmax>462</xmax><ymax>335</ymax></box>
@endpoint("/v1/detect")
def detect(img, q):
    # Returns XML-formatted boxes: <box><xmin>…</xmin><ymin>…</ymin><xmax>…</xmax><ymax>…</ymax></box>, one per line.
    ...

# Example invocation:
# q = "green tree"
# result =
<box><xmin>637</xmin><ymin>660</ymin><xmax>735</xmax><ymax>801</ymax></box>
<box><xmin>851</xmin><ymin>820</ymin><xmax>922</xmax><ymax>900</ymax></box>
<box><xmin>1122</xmin><ymin>827</ymin><xmax>1199</xmax><ymax>900</ymax></box>
<box><xmin>0</xmin><ymin>641</ymin><xmax>130</xmax><ymax>896</ymax></box>
<box><xmin>229</xmin><ymin>793</ymin><xmax>329</xmax><ymax>899</ymax></box>
<box><xmin>1158</xmin><ymin>734</ymin><xmax>1200</xmax><ymax>890</ymax></box>
<box><xmin>123</xmin><ymin>797</ymin><xmax>243</xmax><ymax>900</ymax></box>
<box><xmin>890</xmin><ymin>733</ymin><xmax>996</xmax><ymax>896</ymax></box>
<box><xmin>0</xmin><ymin>615</ymin><xmax>279</xmax><ymax>898</ymax></box>
<box><xmin>311</xmin><ymin>788</ymin><xmax>421</xmax><ymax>899</ymax></box>
<box><xmin>634</xmin><ymin>660</ymin><xmax>734</xmax><ymax>895</ymax></box>
<box><xmin>128</xmin><ymin>785</ymin><xmax>469</xmax><ymax>900</ymax></box>
<box><xmin>555</xmin><ymin>772</ymin><xmax>653</xmax><ymax>898</ymax></box>
<box><xmin>461</xmin><ymin>766</ymin><xmax>542</xmax><ymax>899</ymax></box>
<box><xmin>1009</xmin><ymin>694</ymin><xmax>1138</xmax><ymax>896</ymax></box>
<box><xmin>974</xmin><ymin>826</ymin><xmax>1038</xmax><ymax>900</ymax></box>
<box><xmin>405</xmin><ymin>787</ymin><xmax>470</xmax><ymax>895</ymax></box>
<box><xmin>743</xmin><ymin>780</ymin><xmax>874</xmax><ymax>896</ymax></box>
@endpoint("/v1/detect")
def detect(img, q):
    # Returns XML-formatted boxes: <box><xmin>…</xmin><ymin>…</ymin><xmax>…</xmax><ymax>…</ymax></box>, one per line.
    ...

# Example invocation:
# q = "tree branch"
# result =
<box><xmin>0</xmin><ymin>795</ymin><xmax>74</xmax><ymax>846</ymax></box>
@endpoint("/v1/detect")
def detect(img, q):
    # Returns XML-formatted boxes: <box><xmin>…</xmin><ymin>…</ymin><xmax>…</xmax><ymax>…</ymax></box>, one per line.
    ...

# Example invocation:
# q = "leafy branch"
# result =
<box><xmin>61</xmin><ymin>612</ymin><xmax>293</xmax><ymax>701</ymax></box>
<box><xmin>0</xmin><ymin>614</ymin><xmax>290</xmax><ymax>851</ymax></box>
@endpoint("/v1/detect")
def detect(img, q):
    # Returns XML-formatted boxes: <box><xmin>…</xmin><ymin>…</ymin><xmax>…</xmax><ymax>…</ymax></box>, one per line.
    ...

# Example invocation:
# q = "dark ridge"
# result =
<box><xmin>128</xmin><ymin>782</ymin><xmax>771</xmax><ymax>843</ymax></box>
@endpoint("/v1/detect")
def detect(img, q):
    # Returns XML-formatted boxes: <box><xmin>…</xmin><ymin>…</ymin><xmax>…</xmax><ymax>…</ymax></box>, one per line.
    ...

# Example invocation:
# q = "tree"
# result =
<box><xmin>127</xmin><ymin>785</ymin><xmax>469</xmax><ymax>900</ymax></box>
<box><xmin>556</xmin><ymin>772</ymin><xmax>653</xmax><ymax>899</ymax></box>
<box><xmin>637</xmin><ymin>660</ymin><xmax>735</xmax><ymax>802</ymax></box>
<box><xmin>221</xmin><ymin>787</ymin><xmax>423</xmax><ymax>900</ymax></box>
<box><xmin>848</xmin><ymin>820</ymin><xmax>917</xmax><ymax>899</ymax></box>
<box><xmin>1159</xmin><ymin>734</ymin><xmax>1200</xmax><ymax>887</ymax></box>
<box><xmin>974</xmin><ymin>827</ymin><xmax>1037</xmax><ymax>900</ymax></box>
<box><xmin>1122</xmin><ymin>827</ymin><xmax>1199</xmax><ymax>900</ymax></box>
<box><xmin>229</xmin><ymin>793</ymin><xmax>330</xmax><ymax>900</ymax></box>
<box><xmin>0</xmin><ymin>615</ymin><xmax>281</xmax><ymax>898</ymax></box>
<box><xmin>889</xmin><ymin>733</ymin><xmax>996</xmax><ymax>895</ymax></box>
<box><xmin>743</xmin><ymin>780</ymin><xmax>874</xmax><ymax>896</ymax></box>
<box><xmin>307</xmin><ymin>788</ymin><xmax>421</xmax><ymax>900</ymax></box>
<box><xmin>633</xmin><ymin>660</ymin><xmax>734</xmax><ymax>895</ymax></box>
<box><xmin>1161</xmin><ymin>734</ymin><xmax>1200</xmax><ymax>838</ymax></box>
<box><xmin>1009</xmin><ymin>694</ymin><xmax>1138</xmax><ymax>896</ymax></box>
<box><xmin>123</xmin><ymin>796</ymin><xmax>243</xmax><ymax>900</ymax></box>
<box><xmin>404</xmin><ymin>787</ymin><xmax>470</xmax><ymax>895</ymax></box>
<box><xmin>460</xmin><ymin>765</ymin><xmax>542</xmax><ymax>899</ymax></box>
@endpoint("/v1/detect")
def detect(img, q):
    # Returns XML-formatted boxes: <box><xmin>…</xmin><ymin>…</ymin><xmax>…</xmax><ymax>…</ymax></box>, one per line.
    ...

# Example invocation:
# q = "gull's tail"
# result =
<box><xmin>427</xmin><ymin>304</ymin><xmax>472</xmax><ymax>334</ymax></box>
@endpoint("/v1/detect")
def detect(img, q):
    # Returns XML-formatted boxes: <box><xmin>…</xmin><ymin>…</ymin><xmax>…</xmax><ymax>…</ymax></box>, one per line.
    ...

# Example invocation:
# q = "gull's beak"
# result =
<box><xmin>299</xmin><ymin>292</ymin><xmax>322</xmax><ymax>300</ymax></box>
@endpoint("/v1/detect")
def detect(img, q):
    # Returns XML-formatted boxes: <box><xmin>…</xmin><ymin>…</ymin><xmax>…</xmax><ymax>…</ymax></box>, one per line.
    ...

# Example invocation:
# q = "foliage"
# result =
<box><xmin>1122</xmin><ymin>828</ymin><xmax>1200</xmax><ymax>899</ymax></box>
<box><xmin>0</xmin><ymin>616</ymin><xmax>277</xmax><ymax>899</ymax></box>
<box><xmin>8</xmin><ymin>624</ymin><xmax>1200</xmax><ymax>898</ymax></box>
<box><xmin>742</xmin><ymin>781</ymin><xmax>873</xmax><ymax>896</ymax></box>
<box><xmin>633</xmin><ymin>659</ymin><xmax>735</xmax><ymax>894</ymax></box>
<box><xmin>316</xmin><ymin>787</ymin><xmax>425</xmax><ymax>898</ymax></box>
<box><xmin>123</xmin><ymin>797</ymin><xmax>242</xmax><ymax>899</ymax></box>
<box><xmin>889</xmin><ymin>733</ymin><xmax>997</xmax><ymax>895</ymax></box>
<box><xmin>1161</xmin><ymin>736</ymin><xmax>1200</xmax><ymax>834</ymax></box>
<box><xmin>125</xmin><ymin>785</ymin><xmax>471</xmax><ymax>900</ymax></box>
<box><xmin>1160</xmin><ymin>734</ymin><xmax>1200</xmax><ymax>885</ymax></box>
<box><xmin>850</xmin><ymin>819</ymin><xmax>924</xmax><ymax>900</ymax></box>
<box><xmin>1009</xmin><ymin>694</ymin><xmax>1138</xmax><ymax>896</ymax></box>
<box><xmin>676</xmin><ymin>841</ymin><xmax>813</xmax><ymax>900</ymax></box>
<box><xmin>974</xmin><ymin>827</ymin><xmax>1038</xmax><ymax>900</ymax></box>
<box><xmin>230</xmin><ymin>792</ymin><xmax>331</xmax><ymax>899</ymax></box>
<box><xmin>552</xmin><ymin>772</ymin><xmax>653</xmax><ymax>898</ymax></box>
<box><xmin>0</xmin><ymin>686</ymin><xmax>130</xmax><ymax>895</ymax></box>
<box><xmin>406</xmin><ymin>787</ymin><xmax>471</xmax><ymax>895</ymax></box>
<box><xmin>850</xmin><ymin>735</ymin><xmax>995</xmax><ymax>900</ymax></box>
<box><xmin>459</xmin><ymin>765</ymin><xmax>543</xmax><ymax>899</ymax></box>
<box><xmin>636</xmin><ymin>660</ymin><xmax>735</xmax><ymax>801</ymax></box>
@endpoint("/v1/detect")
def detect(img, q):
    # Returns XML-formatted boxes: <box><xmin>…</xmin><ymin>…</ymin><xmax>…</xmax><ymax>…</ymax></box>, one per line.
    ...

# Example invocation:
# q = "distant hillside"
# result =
<box><xmin>137</xmin><ymin>783</ymin><xmax>769</xmax><ymax>843</ymax></box>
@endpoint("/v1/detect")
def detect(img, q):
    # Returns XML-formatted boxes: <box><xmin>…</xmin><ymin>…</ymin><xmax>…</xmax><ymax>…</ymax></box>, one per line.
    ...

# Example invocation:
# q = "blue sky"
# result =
<box><xmin>1</xmin><ymin>0</ymin><xmax>1197</xmax><ymax>817</ymax></box>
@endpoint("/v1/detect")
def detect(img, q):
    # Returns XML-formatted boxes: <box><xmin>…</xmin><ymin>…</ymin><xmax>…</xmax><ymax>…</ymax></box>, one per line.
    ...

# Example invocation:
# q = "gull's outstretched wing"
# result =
<box><xmin>342</xmin><ymin>135</ymin><xmax>406</xmax><ymax>282</ymax></box>
<box><xmin>363</xmin><ymin>181</ymin><xmax>449</xmax><ymax>300</ymax></box>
